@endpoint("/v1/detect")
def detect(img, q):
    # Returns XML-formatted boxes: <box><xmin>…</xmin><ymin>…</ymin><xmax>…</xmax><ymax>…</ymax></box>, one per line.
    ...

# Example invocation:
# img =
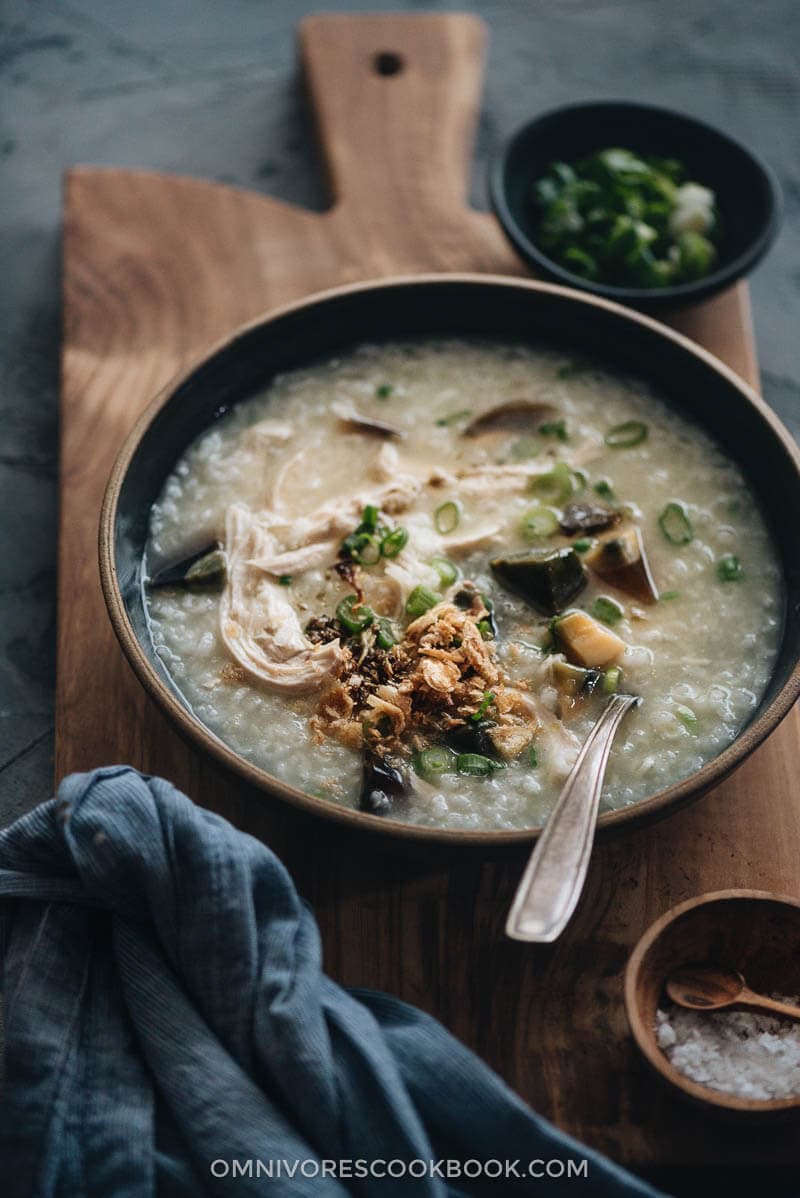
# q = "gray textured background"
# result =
<box><xmin>1</xmin><ymin>0</ymin><xmax>798</xmax><ymax>825</ymax></box>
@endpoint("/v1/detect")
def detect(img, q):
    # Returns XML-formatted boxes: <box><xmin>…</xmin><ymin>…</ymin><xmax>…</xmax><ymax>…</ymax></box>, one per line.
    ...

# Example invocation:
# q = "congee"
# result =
<box><xmin>145</xmin><ymin>340</ymin><xmax>782</xmax><ymax>830</ymax></box>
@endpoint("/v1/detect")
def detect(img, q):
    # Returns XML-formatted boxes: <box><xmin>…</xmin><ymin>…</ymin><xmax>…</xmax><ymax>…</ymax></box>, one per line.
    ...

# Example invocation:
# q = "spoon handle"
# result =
<box><xmin>737</xmin><ymin>989</ymin><xmax>800</xmax><ymax>1023</ymax></box>
<box><xmin>506</xmin><ymin>693</ymin><xmax>640</xmax><ymax>943</ymax></box>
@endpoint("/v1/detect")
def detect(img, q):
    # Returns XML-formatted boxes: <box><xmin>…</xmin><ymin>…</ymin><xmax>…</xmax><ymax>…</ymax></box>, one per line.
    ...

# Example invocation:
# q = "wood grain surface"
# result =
<box><xmin>58</xmin><ymin>13</ymin><xmax>800</xmax><ymax>1173</ymax></box>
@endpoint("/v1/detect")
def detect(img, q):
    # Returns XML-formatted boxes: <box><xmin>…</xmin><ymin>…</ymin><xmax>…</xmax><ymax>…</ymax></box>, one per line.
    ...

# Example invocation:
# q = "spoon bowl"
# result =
<box><xmin>666</xmin><ymin>961</ymin><xmax>800</xmax><ymax>1022</ymax></box>
<box><xmin>665</xmin><ymin>963</ymin><xmax>746</xmax><ymax>1010</ymax></box>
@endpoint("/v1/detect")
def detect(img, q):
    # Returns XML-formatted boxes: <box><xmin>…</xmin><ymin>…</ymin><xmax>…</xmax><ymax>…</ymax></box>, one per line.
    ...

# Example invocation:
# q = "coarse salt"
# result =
<box><xmin>655</xmin><ymin>999</ymin><xmax>800</xmax><ymax>1101</ymax></box>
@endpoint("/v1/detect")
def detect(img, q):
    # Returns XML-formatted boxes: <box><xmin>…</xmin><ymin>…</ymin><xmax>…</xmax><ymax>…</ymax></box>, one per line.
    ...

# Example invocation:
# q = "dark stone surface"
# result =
<box><xmin>1</xmin><ymin>0</ymin><xmax>798</xmax><ymax>825</ymax></box>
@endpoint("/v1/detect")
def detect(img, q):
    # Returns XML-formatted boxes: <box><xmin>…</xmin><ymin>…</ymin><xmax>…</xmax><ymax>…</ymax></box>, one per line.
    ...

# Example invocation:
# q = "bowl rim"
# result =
<box><xmin>624</xmin><ymin>889</ymin><xmax>800</xmax><ymax>1113</ymax></box>
<box><xmin>99</xmin><ymin>272</ymin><xmax>800</xmax><ymax>847</ymax></box>
<box><xmin>489</xmin><ymin>98</ymin><xmax>783</xmax><ymax>307</ymax></box>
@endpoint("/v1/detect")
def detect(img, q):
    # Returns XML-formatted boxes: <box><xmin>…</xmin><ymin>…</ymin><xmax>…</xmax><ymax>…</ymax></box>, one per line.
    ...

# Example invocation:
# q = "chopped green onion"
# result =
<box><xmin>456</xmin><ymin>753</ymin><xmax>504</xmax><ymax>777</ymax></box>
<box><xmin>530</xmin><ymin>462</ymin><xmax>576</xmax><ymax>504</ymax></box>
<box><xmin>375</xmin><ymin>617</ymin><xmax>398</xmax><ymax>650</ymax></box>
<box><xmin>278</xmin><ymin>574</ymin><xmax>292</xmax><ymax>586</ymax></box>
<box><xmin>375</xmin><ymin>383</ymin><xmax>393</xmax><ymax>399</ymax></box>
<box><xmin>530</xmin><ymin>150</ymin><xmax>719</xmax><ymax>289</ymax></box>
<box><xmin>471</xmin><ymin>691</ymin><xmax>495</xmax><ymax>722</ymax></box>
<box><xmin>430</xmin><ymin>556</ymin><xmax>459</xmax><ymax>587</ymax></box>
<box><xmin>414</xmin><ymin>746</ymin><xmax>456</xmax><ymax>778</ymax></box>
<box><xmin>605</xmin><ymin>420</ymin><xmax>648</xmax><ymax>449</ymax></box>
<box><xmin>602</xmin><ymin>667</ymin><xmax>622</xmax><ymax>694</ymax></box>
<box><xmin>510</xmin><ymin>435</ymin><xmax>540</xmax><ymax>461</ymax></box>
<box><xmin>405</xmin><ymin>585</ymin><xmax>440</xmax><ymax>619</ymax></box>
<box><xmin>361</xmin><ymin>504</ymin><xmax>379</xmax><ymax>531</ymax></box>
<box><xmin>594</xmin><ymin>479</ymin><xmax>615</xmax><ymax>500</ymax></box>
<box><xmin>659</xmin><ymin>590</ymin><xmax>680</xmax><ymax>601</ymax></box>
<box><xmin>676</xmin><ymin>230</ymin><xmax>716</xmax><ymax>280</ymax></box>
<box><xmin>572</xmin><ymin>537</ymin><xmax>593</xmax><ymax>553</ymax></box>
<box><xmin>562</xmin><ymin>246</ymin><xmax>598</xmax><ymax>279</ymax></box>
<box><xmin>380</xmin><ymin>526</ymin><xmax>408</xmax><ymax>558</ymax></box>
<box><xmin>434</xmin><ymin>500</ymin><xmax>461</xmax><ymax>534</ymax></box>
<box><xmin>592</xmin><ymin>595</ymin><xmax>625</xmax><ymax>625</ymax></box>
<box><xmin>528</xmin><ymin>745</ymin><xmax>539</xmax><ymax>768</ymax></box>
<box><xmin>336</xmin><ymin>594</ymin><xmax>374</xmax><ymax>634</ymax></box>
<box><xmin>436</xmin><ymin>409</ymin><xmax>472</xmax><ymax>427</ymax></box>
<box><xmin>350</xmin><ymin>533</ymin><xmax>382</xmax><ymax>565</ymax></box>
<box><xmin>538</xmin><ymin>418</ymin><xmax>569</xmax><ymax>441</ymax></box>
<box><xmin>478</xmin><ymin>592</ymin><xmax>498</xmax><ymax>639</ymax></box>
<box><xmin>659</xmin><ymin>502</ymin><xmax>693</xmax><ymax>545</ymax></box>
<box><xmin>521</xmin><ymin>504</ymin><xmax>560</xmax><ymax>540</ymax></box>
<box><xmin>675</xmin><ymin>704</ymin><xmax>698</xmax><ymax>732</ymax></box>
<box><xmin>717</xmin><ymin>553</ymin><xmax>743</xmax><ymax>582</ymax></box>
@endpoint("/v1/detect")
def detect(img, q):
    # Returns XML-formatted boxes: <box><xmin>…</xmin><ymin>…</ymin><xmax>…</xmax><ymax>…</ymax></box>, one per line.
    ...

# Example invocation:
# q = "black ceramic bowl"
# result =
<box><xmin>490</xmin><ymin>101</ymin><xmax>782</xmax><ymax>311</ymax></box>
<box><xmin>100</xmin><ymin>275</ymin><xmax>800</xmax><ymax>848</ymax></box>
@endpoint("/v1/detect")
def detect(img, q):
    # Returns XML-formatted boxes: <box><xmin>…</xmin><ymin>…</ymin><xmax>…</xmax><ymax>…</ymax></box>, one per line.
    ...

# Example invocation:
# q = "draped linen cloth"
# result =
<box><xmin>0</xmin><ymin>767</ymin><xmax>661</xmax><ymax>1197</ymax></box>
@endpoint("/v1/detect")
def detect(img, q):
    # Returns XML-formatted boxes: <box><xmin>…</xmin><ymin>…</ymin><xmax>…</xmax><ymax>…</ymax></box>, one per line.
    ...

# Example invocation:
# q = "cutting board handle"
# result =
<box><xmin>300</xmin><ymin>13</ymin><xmax>486</xmax><ymax>224</ymax></box>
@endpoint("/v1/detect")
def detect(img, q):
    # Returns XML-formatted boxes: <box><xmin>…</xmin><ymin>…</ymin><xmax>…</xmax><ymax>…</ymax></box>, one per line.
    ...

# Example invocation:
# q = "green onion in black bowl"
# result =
<box><xmin>490</xmin><ymin>101</ymin><xmax>782</xmax><ymax>311</ymax></box>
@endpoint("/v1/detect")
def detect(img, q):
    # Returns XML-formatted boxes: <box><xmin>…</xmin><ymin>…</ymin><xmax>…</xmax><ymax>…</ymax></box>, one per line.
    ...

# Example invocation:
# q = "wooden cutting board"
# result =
<box><xmin>58</xmin><ymin>13</ymin><xmax>800</xmax><ymax>1177</ymax></box>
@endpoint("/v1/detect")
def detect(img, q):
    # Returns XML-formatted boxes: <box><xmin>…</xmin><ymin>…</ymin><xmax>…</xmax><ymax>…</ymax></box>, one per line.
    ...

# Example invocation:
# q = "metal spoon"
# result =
<box><xmin>506</xmin><ymin>692</ymin><xmax>640</xmax><ymax>943</ymax></box>
<box><xmin>666</xmin><ymin>963</ymin><xmax>800</xmax><ymax>1023</ymax></box>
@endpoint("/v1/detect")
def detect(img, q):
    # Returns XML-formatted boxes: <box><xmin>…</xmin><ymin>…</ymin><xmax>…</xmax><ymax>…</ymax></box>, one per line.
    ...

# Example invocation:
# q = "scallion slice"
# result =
<box><xmin>675</xmin><ymin>704</ymin><xmax>698</xmax><ymax>732</ymax></box>
<box><xmin>538</xmin><ymin>418</ymin><xmax>569</xmax><ymax>441</ymax></box>
<box><xmin>336</xmin><ymin>595</ymin><xmax>374</xmax><ymax>634</ymax></box>
<box><xmin>405</xmin><ymin>584</ymin><xmax>440</xmax><ymax>619</ymax></box>
<box><xmin>361</xmin><ymin>504</ymin><xmax>379</xmax><ymax>531</ymax></box>
<box><xmin>375</xmin><ymin>617</ymin><xmax>398</xmax><ymax>650</ymax></box>
<box><xmin>375</xmin><ymin>383</ymin><xmax>393</xmax><ymax>399</ymax></box>
<box><xmin>350</xmin><ymin>533</ymin><xmax>382</xmax><ymax>565</ymax></box>
<box><xmin>717</xmin><ymin>553</ymin><xmax>743</xmax><ymax>582</ymax></box>
<box><xmin>471</xmin><ymin>691</ymin><xmax>495</xmax><ymax>722</ymax></box>
<box><xmin>530</xmin><ymin>462</ymin><xmax>575</xmax><ymax>504</ymax></box>
<box><xmin>572</xmin><ymin>537</ymin><xmax>593</xmax><ymax>553</ymax></box>
<box><xmin>435</xmin><ymin>409</ymin><xmax>472</xmax><ymax>427</ymax></box>
<box><xmin>380</xmin><ymin>526</ymin><xmax>408</xmax><ymax>558</ymax></box>
<box><xmin>605</xmin><ymin>420</ymin><xmax>648</xmax><ymax>448</ymax></box>
<box><xmin>521</xmin><ymin>504</ymin><xmax>560</xmax><ymax>540</ymax></box>
<box><xmin>594</xmin><ymin>479</ymin><xmax>615</xmax><ymax>500</ymax></box>
<box><xmin>434</xmin><ymin>500</ymin><xmax>461</xmax><ymax>534</ymax></box>
<box><xmin>592</xmin><ymin>595</ymin><xmax>625</xmax><ymax>625</ymax></box>
<box><xmin>659</xmin><ymin>502</ymin><xmax>693</xmax><ymax>545</ymax></box>
<box><xmin>430</xmin><ymin>556</ymin><xmax>459</xmax><ymax>587</ymax></box>
<box><xmin>456</xmin><ymin>753</ymin><xmax>503</xmax><ymax>777</ymax></box>
<box><xmin>602</xmin><ymin>667</ymin><xmax>621</xmax><ymax>694</ymax></box>
<box><xmin>413</xmin><ymin>746</ymin><xmax>456</xmax><ymax>778</ymax></box>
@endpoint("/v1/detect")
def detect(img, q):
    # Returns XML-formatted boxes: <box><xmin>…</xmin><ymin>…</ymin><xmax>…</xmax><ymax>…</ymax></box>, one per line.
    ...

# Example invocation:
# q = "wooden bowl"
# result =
<box><xmin>625</xmin><ymin>890</ymin><xmax>800</xmax><ymax>1116</ymax></box>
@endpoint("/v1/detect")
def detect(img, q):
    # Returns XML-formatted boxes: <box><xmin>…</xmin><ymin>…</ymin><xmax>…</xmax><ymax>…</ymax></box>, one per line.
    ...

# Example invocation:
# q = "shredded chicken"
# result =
<box><xmin>220</xmin><ymin>505</ymin><xmax>344</xmax><ymax>694</ymax></box>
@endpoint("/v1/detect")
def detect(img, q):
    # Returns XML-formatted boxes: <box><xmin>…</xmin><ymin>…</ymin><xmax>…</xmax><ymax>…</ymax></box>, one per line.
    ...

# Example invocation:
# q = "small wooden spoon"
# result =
<box><xmin>666</xmin><ymin>963</ymin><xmax>800</xmax><ymax>1023</ymax></box>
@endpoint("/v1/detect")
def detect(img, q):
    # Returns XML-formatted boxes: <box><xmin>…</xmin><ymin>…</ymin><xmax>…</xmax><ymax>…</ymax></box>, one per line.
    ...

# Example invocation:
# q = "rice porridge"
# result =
<box><xmin>145</xmin><ymin>340</ymin><xmax>782</xmax><ymax>830</ymax></box>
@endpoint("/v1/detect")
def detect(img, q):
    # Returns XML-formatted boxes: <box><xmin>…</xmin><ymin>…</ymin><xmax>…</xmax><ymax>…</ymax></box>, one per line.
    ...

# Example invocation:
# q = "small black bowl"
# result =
<box><xmin>490</xmin><ymin>100</ymin><xmax>782</xmax><ymax>311</ymax></box>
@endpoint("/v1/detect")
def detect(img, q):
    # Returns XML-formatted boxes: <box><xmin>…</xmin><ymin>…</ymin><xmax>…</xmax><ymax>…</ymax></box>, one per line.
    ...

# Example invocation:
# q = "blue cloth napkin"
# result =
<box><xmin>0</xmin><ymin>767</ymin><xmax>662</xmax><ymax>1197</ymax></box>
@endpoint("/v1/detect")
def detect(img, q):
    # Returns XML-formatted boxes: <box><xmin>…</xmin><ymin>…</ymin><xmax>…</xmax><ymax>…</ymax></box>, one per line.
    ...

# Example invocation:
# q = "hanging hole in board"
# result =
<box><xmin>373</xmin><ymin>51</ymin><xmax>404</xmax><ymax>77</ymax></box>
